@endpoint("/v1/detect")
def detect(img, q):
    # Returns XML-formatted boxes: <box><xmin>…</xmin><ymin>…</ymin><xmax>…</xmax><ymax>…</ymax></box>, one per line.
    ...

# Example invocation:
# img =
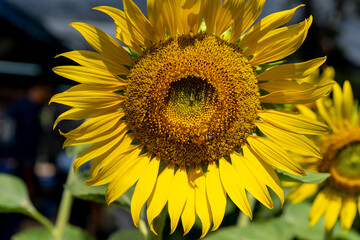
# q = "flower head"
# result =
<box><xmin>51</xmin><ymin>0</ymin><xmax>332</xmax><ymax>237</ymax></box>
<box><xmin>288</xmin><ymin>76</ymin><xmax>359</xmax><ymax>232</ymax></box>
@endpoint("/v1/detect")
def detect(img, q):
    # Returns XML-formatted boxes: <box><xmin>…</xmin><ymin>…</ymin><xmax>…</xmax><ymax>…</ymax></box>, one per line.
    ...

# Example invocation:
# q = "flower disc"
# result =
<box><xmin>124</xmin><ymin>34</ymin><xmax>261</xmax><ymax>166</ymax></box>
<box><xmin>319</xmin><ymin>127</ymin><xmax>360</xmax><ymax>193</ymax></box>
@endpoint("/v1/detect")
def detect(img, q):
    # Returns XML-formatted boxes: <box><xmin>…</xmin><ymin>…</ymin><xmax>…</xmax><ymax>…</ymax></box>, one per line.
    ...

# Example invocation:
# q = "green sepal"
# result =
<box><xmin>123</xmin><ymin>46</ymin><xmax>140</xmax><ymax>59</ymax></box>
<box><xmin>276</xmin><ymin>169</ymin><xmax>330</xmax><ymax>184</ymax></box>
<box><xmin>222</xmin><ymin>25</ymin><xmax>232</xmax><ymax>39</ymax></box>
<box><xmin>256</xmin><ymin>60</ymin><xmax>285</xmax><ymax>75</ymax></box>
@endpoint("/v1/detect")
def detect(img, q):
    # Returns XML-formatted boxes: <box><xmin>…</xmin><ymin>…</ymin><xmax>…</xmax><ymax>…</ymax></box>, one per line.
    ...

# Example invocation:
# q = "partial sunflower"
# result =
<box><xmin>287</xmin><ymin>78</ymin><xmax>360</xmax><ymax>232</ymax></box>
<box><xmin>51</xmin><ymin>0</ymin><xmax>333</xmax><ymax>237</ymax></box>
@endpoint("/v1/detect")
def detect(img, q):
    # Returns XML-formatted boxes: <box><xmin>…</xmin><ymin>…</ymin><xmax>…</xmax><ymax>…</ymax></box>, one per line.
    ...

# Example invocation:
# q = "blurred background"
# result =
<box><xmin>0</xmin><ymin>0</ymin><xmax>360</xmax><ymax>239</ymax></box>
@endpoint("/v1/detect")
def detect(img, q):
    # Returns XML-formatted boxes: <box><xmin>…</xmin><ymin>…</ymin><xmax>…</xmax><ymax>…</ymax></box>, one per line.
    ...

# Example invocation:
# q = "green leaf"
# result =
<box><xmin>205</xmin><ymin>200</ymin><xmax>360</xmax><ymax>240</ymax></box>
<box><xmin>0</xmin><ymin>174</ymin><xmax>54</xmax><ymax>231</ymax></box>
<box><xmin>276</xmin><ymin>169</ymin><xmax>330</xmax><ymax>184</ymax></box>
<box><xmin>254</xmin><ymin>189</ymin><xmax>283</xmax><ymax>220</ymax></box>
<box><xmin>108</xmin><ymin>229</ymin><xmax>144</xmax><ymax>240</ymax></box>
<box><xmin>204</xmin><ymin>218</ymin><xmax>293</xmax><ymax>240</ymax></box>
<box><xmin>0</xmin><ymin>173</ymin><xmax>33</xmax><ymax>215</ymax></box>
<box><xmin>63</xmin><ymin>225</ymin><xmax>95</xmax><ymax>240</ymax></box>
<box><xmin>12</xmin><ymin>225</ymin><xmax>95</xmax><ymax>240</ymax></box>
<box><xmin>66</xmin><ymin>170</ymin><xmax>133</xmax><ymax>211</ymax></box>
<box><xmin>12</xmin><ymin>228</ymin><xmax>52</xmax><ymax>240</ymax></box>
<box><xmin>204</xmin><ymin>202</ymin><xmax>310</xmax><ymax>240</ymax></box>
<box><xmin>333</xmin><ymin>228</ymin><xmax>360</xmax><ymax>240</ymax></box>
<box><xmin>282</xmin><ymin>201</ymin><xmax>325</xmax><ymax>240</ymax></box>
<box><xmin>284</xmin><ymin>201</ymin><xmax>360</xmax><ymax>240</ymax></box>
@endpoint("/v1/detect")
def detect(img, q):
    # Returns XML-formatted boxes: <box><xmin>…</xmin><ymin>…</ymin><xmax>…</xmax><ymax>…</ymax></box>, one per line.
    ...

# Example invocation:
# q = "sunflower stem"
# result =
<box><xmin>237</xmin><ymin>193</ymin><xmax>256</xmax><ymax>227</ymax></box>
<box><xmin>147</xmin><ymin>207</ymin><xmax>167</xmax><ymax>240</ymax></box>
<box><xmin>53</xmin><ymin>164</ymin><xmax>75</xmax><ymax>240</ymax></box>
<box><xmin>27</xmin><ymin>206</ymin><xmax>54</xmax><ymax>232</ymax></box>
<box><xmin>139</xmin><ymin>207</ymin><xmax>149</xmax><ymax>239</ymax></box>
<box><xmin>325</xmin><ymin>228</ymin><xmax>333</xmax><ymax>240</ymax></box>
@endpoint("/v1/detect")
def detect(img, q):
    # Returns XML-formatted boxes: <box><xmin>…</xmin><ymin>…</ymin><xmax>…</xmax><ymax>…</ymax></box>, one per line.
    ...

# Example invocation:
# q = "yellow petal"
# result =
<box><xmin>168</xmin><ymin>166</ymin><xmax>189</xmax><ymax>234</ymax></box>
<box><xmin>89</xmin><ymin>145</ymin><xmax>136</xmax><ymax>180</ymax></box>
<box><xmin>219</xmin><ymin>158</ymin><xmax>252</xmax><ymax>219</ymax></box>
<box><xmin>178</xmin><ymin>0</ymin><xmax>204</xmax><ymax>35</ymax></box>
<box><xmin>69</xmin><ymin>22</ymin><xmax>133</xmax><ymax>66</ymax></box>
<box><xmin>340</xmin><ymin>194</ymin><xmax>356</xmax><ymax>232</ymax></box>
<box><xmin>343</xmin><ymin>80</ymin><xmax>354</xmax><ymax>123</ymax></box>
<box><xmin>131</xmin><ymin>157</ymin><xmax>160</xmax><ymax>227</ymax></box>
<box><xmin>309</xmin><ymin>187</ymin><xmax>331</xmax><ymax>226</ymax></box>
<box><xmin>53</xmin><ymin>66</ymin><xmax>126</xmax><ymax>88</ymax></box>
<box><xmin>231</xmin><ymin>152</ymin><xmax>273</xmax><ymax>209</ymax></box>
<box><xmin>239</xmin><ymin>5</ymin><xmax>304</xmax><ymax>48</ymax></box>
<box><xmin>106</xmin><ymin>153</ymin><xmax>151</xmax><ymax>204</ymax></box>
<box><xmin>73</xmin><ymin>127</ymin><xmax>128</xmax><ymax>171</ymax></box>
<box><xmin>50</xmin><ymin>91</ymin><xmax>123</xmax><ymax>109</ymax></box>
<box><xmin>255</xmin><ymin>121</ymin><xmax>321</xmax><ymax>158</ymax></box>
<box><xmin>89</xmin><ymin>133</ymin><xmax>136</xmax><ymax>177</ymax></box>
<box><xmin>86</xmin><ymin>143</ymin><xmax>142</xmax><ymax>186</ymax></box>
<box><xmin>56</xmin><ymin>50</ymin><xmax>130</xmax><ymax>75</ymax></box>
<box><xmin>147</xmin><ymin>0</ymin><xmax>166</xmax><ymax>39</ymax></box>
<box><xmin>123</xmin><ymin>0</ymin><xmax>157</xmax><ymax>42</ymax></box>
<box><xmin>161</xmin><ymin>0</ymin><xmax>181</xmax><ymax>37</ymax></box>
<box><xmin>259</xmin><ymin>109</ymin><xmax>330</xmax><ymax>135</ymax></box>
<box><xmin>319</xmin><ymin>66</ymin><xmax>335</xmax><ymax>83</ymax></box>
<box><xmin>243</xmin><ymin>145</ymin><xmax>284</xmax><ymax>205</ymax></box>
<box><xmin>324</xmin><ymin>190</ymin><xmax>342</xmax><ymax>231</ymax></box>
<box><xmin>53</xmin><ymin>106</ymin><xmax>119</xmax><ymax>130</ymax></box>
<box><xmin>61</xmin><ymin>110</ymin><xmax>124</xmax><ymax>138</ymax></box>
<box><xmin>257</xmin><ymin>57</ymin><xmax>326</xmax><ymax>81</ymax></box>
<box><xmin>249</xmin><ymin>16</ymin><xmax>312</xmax><ymax>66</ymax></box>
<box><xmin>204</xmin><ymin>0</ymin><xmax>222</xmax><ymax>34</ymax></box>
<box><xmin>286</xmin><ymin>183</ymin><xmax>319</xmax><ymax>204</ymax></box>
<box><xmin>53</xmin><ymin>82</ymin><xmax>120</xmax><ymax>94</ymax></box>
<box><xmin>247</xmin><ymin>135</ymin><xmax>305</xmax><ymax>176</ymax></box>
<box><xmin>230</xmin><ymin>0</ymin><xmax>265</xmax><ymax>42</ymax></box>
<box><xmin>61</xmin><ymin>114</ymin><xmax>125</xmax><ymax>147</ymax></box>
<box><xmin>333</xmin><ymin>82</ymin><xmax>343</xmax><ymax>121</ymax></box>
<box><xmin>296</xmin><ymin>104</ymin><xmax>317</xmax><ymax>120</ymax></box>
<box><xmin>62</xmin><ymin>122</ymin><xmax>126</xmax><ymax>147</ymax></box>
<box><xmin>206</xmin><ymin>161</ymin><xmax>226</xmax><ymax>231</ymax></box>
<box><xmin>260</xmin><ymin>80</ymin><xmax>334</xmax><ymax>104</ymax></box>
<box><xmin>316</xmin><ymin>98</ymin><xmax>336</xmax><ymax>130</ymax></box>
<box><xmin>357</xmin><ymin>196</ymin><xmax>360</xmax><ymax>218</ymax></box>
<box><xmin>259</xmin><ymin>80</ymin><xmax>314</xmax><ymax>93</ymax></box>
<box><xmin>55</xmin><ymin>50</ymin><xmax>106</xmax><ymax>69</ymax></box>
<box><xmin>147</xmin><ymin>165</ymin><xmax>174</xmax><ymax>234</ymax></box>
<box><xmin>94</xmin><ymin>6</ymin><xmax>147</xmax><ymax>53</ymax></box>
<box><xmin>215</xmin><ymin>0</ymin><xmax>245</xmax><ymax>37</ymax></box>
<box><xmin>181</xmin><ymin>177</ymin><xmax>196</xmax><ymax>235</ymax></box>
<box><xmin>190</xmin><ymin>166</ymin><xmax>211</xmax><ymax>238</ymax></box>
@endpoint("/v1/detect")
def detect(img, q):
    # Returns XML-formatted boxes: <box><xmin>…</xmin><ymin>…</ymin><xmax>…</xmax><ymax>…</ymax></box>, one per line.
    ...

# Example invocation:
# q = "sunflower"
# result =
<box><xmin>287</xmin><ymin>78</ymin><xmax>360</xmax><ymax>232</ymax></box>
<box><xmin>51</xmin><ymin>0</ymin><xmax>333</xmax><ymax>237</ymax></box>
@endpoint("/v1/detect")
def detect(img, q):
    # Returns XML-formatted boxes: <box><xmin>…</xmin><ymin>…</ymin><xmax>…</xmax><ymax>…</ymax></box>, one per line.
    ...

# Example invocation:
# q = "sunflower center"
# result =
<box><xmin>319</xmin><ymin>127</ymin><xmax>360</xmax><ymax>193</ymax></box>
<box><xmin>165</xmin><ymin>77</ymin><xmax>216</xmax><ymax>126</ymax></box>
<box><xmin>124</xmin><ymin>34</ymin><xmax>260</xmax><ymax>167</ymax></box>
<box><xmin>335</xmin><ymin>144</ymin><xmax>360</xmax><ymax>179</ymax></box>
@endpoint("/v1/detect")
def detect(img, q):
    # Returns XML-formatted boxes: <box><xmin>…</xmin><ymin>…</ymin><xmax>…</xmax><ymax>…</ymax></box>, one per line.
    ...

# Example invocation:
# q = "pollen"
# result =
<box><xmin>319</xmin><ymin>126</ymin><xmax>360</xmax><ymax>193</ymax></box>
<box><xmin>124</xmin><ymin>34</ymin><xmax>261</xmax><ymax>166</ymax></box>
